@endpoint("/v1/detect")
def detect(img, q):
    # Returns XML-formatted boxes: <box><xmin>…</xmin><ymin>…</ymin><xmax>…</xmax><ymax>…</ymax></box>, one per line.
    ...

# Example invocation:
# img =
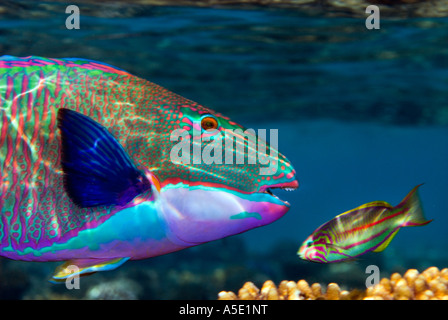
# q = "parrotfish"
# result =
<box><xmin>298</xmin><ymin>184</ymin><xmax>431</xmax><ymax>263</ymax></box>
<box><xmin>0</xmin><ymin>56</ymin><xmax>298</xmax><ymax>281</ymax></box>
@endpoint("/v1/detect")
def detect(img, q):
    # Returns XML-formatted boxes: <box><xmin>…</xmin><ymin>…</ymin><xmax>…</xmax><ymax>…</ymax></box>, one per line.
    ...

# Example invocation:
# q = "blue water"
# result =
<box><xmin>1</xmin><ymin>2</ymin><xmax>448</xmax><ymax>299</ymax></box>
<box><xmin>244</xmin><ymin>120</ymin><xmax>448</xmax><ymax>253</ymax></box>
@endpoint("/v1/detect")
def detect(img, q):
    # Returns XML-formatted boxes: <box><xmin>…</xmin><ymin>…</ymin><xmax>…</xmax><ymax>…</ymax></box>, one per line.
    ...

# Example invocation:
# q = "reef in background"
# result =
<box><xmin>1</xmin><ymin>237</ymin><xmax>448</xmax><ymax>300</ymax></box>
<box><xmin>218</xmin><ymin>267</ymin><xmax>448</xmax><ymax>300</ymax></box>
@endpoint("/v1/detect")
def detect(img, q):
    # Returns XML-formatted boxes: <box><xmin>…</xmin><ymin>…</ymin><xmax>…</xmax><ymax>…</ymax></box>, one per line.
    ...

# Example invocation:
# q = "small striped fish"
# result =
<box><xmin>298</xmin><ymin>184</ymin><xmax>431</xmax><ymax>263</ymax></box>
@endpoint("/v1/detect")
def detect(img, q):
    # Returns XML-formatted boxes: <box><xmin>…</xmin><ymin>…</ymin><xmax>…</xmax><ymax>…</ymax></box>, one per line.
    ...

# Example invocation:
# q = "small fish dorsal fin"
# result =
<box><xmin>337</xmin><ymin>200</ymin><xmax>393</xmax><ymax>218</ymax></box>
<box><xmin>357</xmin><ymin>200</ymin><xmax>393</xmax><ymax>210</ymax></box>
<box><xmin>57</xmin><ymin>108</ymin><xmax>152</xmax><ymax>207</ymax></box>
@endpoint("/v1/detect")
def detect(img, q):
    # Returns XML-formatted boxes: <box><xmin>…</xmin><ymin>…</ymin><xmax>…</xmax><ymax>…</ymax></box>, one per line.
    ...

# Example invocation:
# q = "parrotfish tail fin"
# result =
<box><xmin>49</xmin><ymin>257</ymin><xmax>130</xmax><ymax>283</ymax></box>
<box><xmin>397</xmin><ymin>184</ymin><xmax>432</xmax><ymax>227</ymax></box>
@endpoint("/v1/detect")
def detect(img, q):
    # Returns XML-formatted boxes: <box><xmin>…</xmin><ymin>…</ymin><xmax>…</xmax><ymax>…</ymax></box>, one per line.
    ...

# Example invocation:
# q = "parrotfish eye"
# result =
<box><xmin>200</xmin><ymin>115</ymin><xmax>219</xmax><ymax>132</ymax></box>
<box><xmin>306</xmin><ymin>240</ymin><xmax>313</xmax><ymax>247</ymax></box>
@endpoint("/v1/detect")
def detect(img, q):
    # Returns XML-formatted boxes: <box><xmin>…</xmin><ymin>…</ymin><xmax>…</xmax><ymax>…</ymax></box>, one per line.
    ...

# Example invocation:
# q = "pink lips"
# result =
<box><xmin>259</xmin><ymin>180</ymin><xmax>299</xmax><ymax>206</ymax></box>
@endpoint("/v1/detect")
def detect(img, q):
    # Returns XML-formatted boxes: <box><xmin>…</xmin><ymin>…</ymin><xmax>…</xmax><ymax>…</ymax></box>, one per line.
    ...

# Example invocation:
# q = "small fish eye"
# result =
<box><xmin>306</xmin><ymin>240</ymin><xmax>313</xmax><ymax>247</ymax></box>
<box><xmin>201</xmin><ymin>115</ymin><xmax>218</xmax><ymax>131</ymax></box>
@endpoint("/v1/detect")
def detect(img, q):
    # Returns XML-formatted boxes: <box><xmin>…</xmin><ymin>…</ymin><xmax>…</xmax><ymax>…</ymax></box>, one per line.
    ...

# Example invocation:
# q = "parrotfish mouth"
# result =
<box><xmin>260</xmin><ymin>180</ymin><xmax>299</xmax><ymax>206</ymax></box>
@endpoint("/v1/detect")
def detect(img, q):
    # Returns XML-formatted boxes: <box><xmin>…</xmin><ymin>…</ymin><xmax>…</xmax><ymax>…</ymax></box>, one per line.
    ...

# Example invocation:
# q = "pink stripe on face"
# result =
<box><xmin>312</xmin><ymin>249</ymin><xmax>328</xmax><ymax>263</ymax></box>
<box><xmin>273</xmin><ymin>173</ymin><xmax>284</xmax><ymax>180</ymax></box>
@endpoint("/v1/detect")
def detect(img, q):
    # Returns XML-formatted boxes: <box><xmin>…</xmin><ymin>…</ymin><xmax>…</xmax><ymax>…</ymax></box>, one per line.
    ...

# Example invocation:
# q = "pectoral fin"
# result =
<box><xmin>57</xmin><ymin>109</ymin><xmax>151</xmax><ymax>207</ymax></box>
<box><xmin>325</xmin><ymin>243</ymin><xmax>356</xmax><ymax>260</ymax></box>
<box><xmin>373</xmin><ymin>229</ymin><xmax>399</xmax><ymax>252</ymax></box>
<box><xmin>50</xmin><ymin>257</ymin><xmax>130</xmax><ymax>283</ymax></box>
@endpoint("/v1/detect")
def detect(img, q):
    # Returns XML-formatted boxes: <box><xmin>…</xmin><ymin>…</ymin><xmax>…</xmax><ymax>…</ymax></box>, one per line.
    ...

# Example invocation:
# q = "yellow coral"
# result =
<box><xmin>365</xmin><ymin>267</ymin><xmax>448</xmax><ymax>300</ymax></box>
<box><xmin>218</xmin><ymin>267</ymin><xmax>448</xmax><ymax>300</ymax></box>
<box><xmin>218</xmin><ymin>280</ymin><xmax>353</xmax><ymax>300</ymax></box>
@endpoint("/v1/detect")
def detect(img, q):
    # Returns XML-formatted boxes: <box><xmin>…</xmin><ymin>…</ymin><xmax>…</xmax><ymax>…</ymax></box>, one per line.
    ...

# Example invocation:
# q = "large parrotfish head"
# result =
<box><xmin>56</xmin><ymin>57</ymin><xmax>298</xmax><ymax>247</ymax></box>
<box><xmin>0</xmin><ymin>56</ymin><xmax>298</xmax><ymax>266</ymax></box>
<box><xmin>125</xmin><ymin>83</ymin><xmax>298</xmax><ymax>246</ymax></box>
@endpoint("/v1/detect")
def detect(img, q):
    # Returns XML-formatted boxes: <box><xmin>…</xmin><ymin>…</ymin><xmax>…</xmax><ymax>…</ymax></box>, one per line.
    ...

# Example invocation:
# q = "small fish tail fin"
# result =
<box><xmin>397</xmin><ymin>184</ymin><xmax>432</xmax><ymax>227</ymax></box>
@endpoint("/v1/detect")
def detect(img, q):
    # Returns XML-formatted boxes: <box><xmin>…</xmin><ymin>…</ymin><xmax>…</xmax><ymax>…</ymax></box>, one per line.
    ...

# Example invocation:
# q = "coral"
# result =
<box><xmin>218</xmin><ymin>267</ymin><xmax>448</xmax><ymax>300</ymax></box>
<box><xmin>218</xmin><ymin>279</ymin><xmax>360</xmax><ymax>300</ymax></box>
<box><xmin>364</xmin><ymin>267</ymin><xmax>448</xmax><ymax>300</ymax></box>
